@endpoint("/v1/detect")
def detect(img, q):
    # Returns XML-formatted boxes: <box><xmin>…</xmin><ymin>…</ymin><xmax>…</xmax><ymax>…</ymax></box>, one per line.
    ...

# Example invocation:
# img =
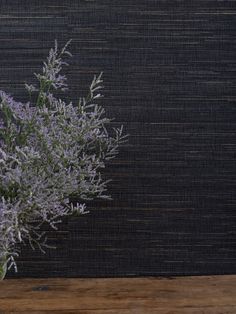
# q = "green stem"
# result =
<box><xmin>0</xmin><ymin>256</ymin><xmax>7</xmax><ymax>280</ymax></box>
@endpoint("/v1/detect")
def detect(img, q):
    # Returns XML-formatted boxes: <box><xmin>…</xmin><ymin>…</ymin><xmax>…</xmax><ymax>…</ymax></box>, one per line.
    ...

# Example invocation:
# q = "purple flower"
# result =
<box><xmin>0</xmin><ymin>40</ymin><xmax>127</xmax><ymax>278</ymax></box>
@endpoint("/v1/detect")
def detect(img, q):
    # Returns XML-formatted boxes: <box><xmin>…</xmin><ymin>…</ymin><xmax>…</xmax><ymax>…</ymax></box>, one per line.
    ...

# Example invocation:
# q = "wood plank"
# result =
<box><xmin>0</xmin><ymin>275</ymin><xmax>236</xmax><ymax>313</ymax></box>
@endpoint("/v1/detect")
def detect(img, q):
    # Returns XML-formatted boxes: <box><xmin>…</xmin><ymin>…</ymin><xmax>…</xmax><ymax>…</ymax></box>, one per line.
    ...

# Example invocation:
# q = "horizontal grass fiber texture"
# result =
<box><xmin>0</xmin><ymin>0</ymin><xmax>235</xmax><ymax>278</ymax></box>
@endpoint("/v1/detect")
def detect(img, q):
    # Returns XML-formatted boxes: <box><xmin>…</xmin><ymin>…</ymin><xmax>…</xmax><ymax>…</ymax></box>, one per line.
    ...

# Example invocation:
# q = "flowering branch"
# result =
<box><xmin>0</xmin><ymin>40</ymin><xmax>127</xmax><ymax>279</ymax></box>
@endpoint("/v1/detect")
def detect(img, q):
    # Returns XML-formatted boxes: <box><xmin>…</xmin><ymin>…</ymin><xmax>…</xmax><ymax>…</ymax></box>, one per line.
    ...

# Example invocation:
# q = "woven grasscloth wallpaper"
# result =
<box><xmin>1</xmin><ymin>0</ymin><xmax>236</xmax><ymax>278</ymax></box>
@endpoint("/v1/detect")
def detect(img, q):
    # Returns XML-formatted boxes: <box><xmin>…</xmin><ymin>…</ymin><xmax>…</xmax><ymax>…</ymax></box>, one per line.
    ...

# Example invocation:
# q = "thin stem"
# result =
<box><xmin>0</xmin><ymin>255</ymin><xmax>7</xmax><ymax>280</ymax></box>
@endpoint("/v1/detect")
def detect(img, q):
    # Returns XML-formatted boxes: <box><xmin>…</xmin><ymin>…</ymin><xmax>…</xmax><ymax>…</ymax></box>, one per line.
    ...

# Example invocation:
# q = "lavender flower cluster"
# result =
<box><xmin>0</xmin><ymin>40</ymin><xmax>126</xmax><ymax>279</ymax></box>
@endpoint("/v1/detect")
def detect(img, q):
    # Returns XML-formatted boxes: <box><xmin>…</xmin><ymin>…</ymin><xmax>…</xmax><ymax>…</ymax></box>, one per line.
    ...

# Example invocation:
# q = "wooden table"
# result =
<box><xmin>0</xmin><ymin>275</ymin><xmax>235</xmax><ymax>313</ymax></box>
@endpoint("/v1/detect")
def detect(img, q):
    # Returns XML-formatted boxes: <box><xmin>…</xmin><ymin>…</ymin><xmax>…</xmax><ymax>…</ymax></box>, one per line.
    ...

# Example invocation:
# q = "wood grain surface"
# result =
<box><xmin>0</xmin><ymin>0</ymin><xmax>235</xmax><ymax>278</ymax></box>
<box><xmin>0</xmin><ymin>275</ymin><xmax>236</xmax><ymax>313</ymax></box>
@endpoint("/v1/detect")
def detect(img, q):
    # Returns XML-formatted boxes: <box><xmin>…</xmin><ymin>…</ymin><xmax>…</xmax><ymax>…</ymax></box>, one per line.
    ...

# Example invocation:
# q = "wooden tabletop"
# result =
<box><xmin>0</xmin><ymin>275</ymin><xmax>236</xmax><ymax>313</ymax></box>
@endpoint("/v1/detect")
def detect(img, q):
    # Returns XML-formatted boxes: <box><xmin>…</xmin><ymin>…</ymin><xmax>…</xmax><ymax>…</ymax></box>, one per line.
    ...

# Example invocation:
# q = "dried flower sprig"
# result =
<box><xmin>0</xmin><ymin>40</ymin><xmax>127</xmax><ymax>279</ymax></box>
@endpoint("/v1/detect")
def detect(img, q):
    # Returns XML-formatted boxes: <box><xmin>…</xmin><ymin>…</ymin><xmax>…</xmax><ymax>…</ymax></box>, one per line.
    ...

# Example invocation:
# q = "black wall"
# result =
<box><xmin>1</xmin><ymin>0</ymin><xmax>236</xmax><ymax>278</ymax></box>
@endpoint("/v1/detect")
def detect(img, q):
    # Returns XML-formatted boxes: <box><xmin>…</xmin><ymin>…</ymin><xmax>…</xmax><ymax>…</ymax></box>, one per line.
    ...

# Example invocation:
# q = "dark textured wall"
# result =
<box><xmin>0</xmin><ymin>0</ymin><xmax>236</xmax><ymax>278</ymax></box>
